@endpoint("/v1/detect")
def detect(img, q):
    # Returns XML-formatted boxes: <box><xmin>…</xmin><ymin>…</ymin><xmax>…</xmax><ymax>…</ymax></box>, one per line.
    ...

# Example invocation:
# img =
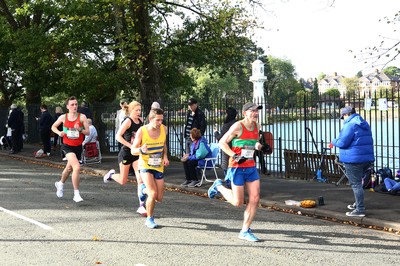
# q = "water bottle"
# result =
<box><xmin>318</xmin><ymin>196</ymin><xmax>324</xmax><ymax>206</ymax></box>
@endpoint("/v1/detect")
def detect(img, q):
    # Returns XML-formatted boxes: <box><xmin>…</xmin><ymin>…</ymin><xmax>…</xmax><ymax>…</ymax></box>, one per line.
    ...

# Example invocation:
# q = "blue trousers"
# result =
<box><xmin>344</xmin><ymin>162</ymin><xmax>372</xmax><ymax>213</ymax></box>
<box><xmin>384</xmin><ymin>178</ymin><xmax>400</xmax><ymax>191</ymax></box>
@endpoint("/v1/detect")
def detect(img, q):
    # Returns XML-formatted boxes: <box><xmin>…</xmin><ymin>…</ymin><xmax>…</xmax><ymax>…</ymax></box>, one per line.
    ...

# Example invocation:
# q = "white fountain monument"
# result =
<box><xmin>249</xmin><ymin>59</ymin><xmax>267</xmax><ymax>124</ymax></box>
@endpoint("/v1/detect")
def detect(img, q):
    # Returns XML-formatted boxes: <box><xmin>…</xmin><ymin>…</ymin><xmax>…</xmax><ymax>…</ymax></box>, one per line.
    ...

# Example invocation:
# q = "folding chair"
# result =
<box><xmin>197</xmin><ymin>143</ymin><xmax>220</xmax><ymax>186</ymax></box>
<box><xmin>335</xmin><ymin>156</ymin><xmax>349</xmax><ymax>186</ymax></box>
<box><xmin>82</xmin><ymin>141</ymin><xmax>102</xmax><ymax>165</ymax></box>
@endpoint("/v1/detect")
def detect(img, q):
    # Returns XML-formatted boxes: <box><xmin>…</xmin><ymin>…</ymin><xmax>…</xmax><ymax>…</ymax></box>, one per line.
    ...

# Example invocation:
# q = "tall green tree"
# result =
<box><xmin>342</xmin><ymin>77</ymin><xmax>359</xmax><ymax>99</ymax></box>
<box><xmin>323</xmin><ymin>88</ymin><xmax>340</xmax><ymax>98</ymax></box>
<box><xmin>0</xmin><ymin>0</ymin><xmax>62</xmax><ymax>106</ymax></box>
<box><xmin>383</xmin><ymin>66</ymin><xmax>400</xmax><ymax>76</ymax></box>
<box><xmin>111</xmin><ymin>0</ymin><xmax>258</xmax><ymax>109</ymax></box>
<box><xmin>262</xmin><ymin>55</ymin><xmax>301</xmax><ymax>108</ymax></box>
<box><xmin>1</xmin><ymin>0</ymin><xmax>260</xmax><ymax>110</ymax></box>
<box><xmin>0</xmin><ymin>0</ymin><xmax>131</xmax><ymax>106</ymax></box>
<box><xmin>188</xmin><ymin>66</ymin><xmax>239</xmax><ymax>100</ymax></box>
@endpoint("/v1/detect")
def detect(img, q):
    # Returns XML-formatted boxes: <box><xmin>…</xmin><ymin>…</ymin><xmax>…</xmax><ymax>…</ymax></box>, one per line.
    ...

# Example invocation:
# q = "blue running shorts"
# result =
<box><xmin>226</xmin><ymin>167</ymin><xmax>259</xmax><ymax>186</ymax></box>
<box><xmin>139</xmin><ymin>169</ymin><xmax>164</xmax><ymax>180</ymax></box>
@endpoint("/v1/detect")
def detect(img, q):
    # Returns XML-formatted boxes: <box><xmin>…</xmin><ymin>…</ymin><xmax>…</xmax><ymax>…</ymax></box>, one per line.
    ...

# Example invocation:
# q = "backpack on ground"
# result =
<box><xmin>374</xmin><ymin>182</ymin><xmax>388</xmax><ymax>193</ymax></box>
<box><xmin>376</xmin><ymin>167</ymin><xmax>393</xmax><ymax>182</ymax></box>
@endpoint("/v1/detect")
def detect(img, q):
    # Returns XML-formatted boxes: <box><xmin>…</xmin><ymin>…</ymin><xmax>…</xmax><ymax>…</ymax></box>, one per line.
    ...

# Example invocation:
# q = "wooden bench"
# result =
<box><xmin>283</xmin><ymin>149</ymin><xmax>342</xmax><ymax>182</ymax></box>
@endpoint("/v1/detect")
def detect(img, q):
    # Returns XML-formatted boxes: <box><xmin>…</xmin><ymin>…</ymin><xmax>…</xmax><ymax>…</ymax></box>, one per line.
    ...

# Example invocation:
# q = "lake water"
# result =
<box><xmin>107</xmin><ymin>118</ymin><xmax>400</xmax><ymax>172</ymax></box>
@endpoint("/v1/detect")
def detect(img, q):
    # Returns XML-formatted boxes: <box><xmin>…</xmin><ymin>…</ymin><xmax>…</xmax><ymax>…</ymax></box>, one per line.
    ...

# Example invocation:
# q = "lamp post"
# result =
<box><xmin>249</xmin><ymin>59</ymin><xmax>268</xmax><ymax>124</ymax></box>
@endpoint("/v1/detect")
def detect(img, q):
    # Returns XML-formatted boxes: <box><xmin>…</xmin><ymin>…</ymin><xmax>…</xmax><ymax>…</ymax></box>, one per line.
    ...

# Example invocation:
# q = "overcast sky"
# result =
<box><xmin>253</xmin><ymin>0</ymin><xmax>400</xmax><ymax>79</ymax></box>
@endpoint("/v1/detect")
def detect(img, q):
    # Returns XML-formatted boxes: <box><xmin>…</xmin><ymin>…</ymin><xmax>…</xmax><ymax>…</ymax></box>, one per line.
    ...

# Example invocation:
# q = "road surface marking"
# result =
<box><xmin>0</xmin><ymin>207</ymin><xmax>53</xmax><ymax>230</ymax></box>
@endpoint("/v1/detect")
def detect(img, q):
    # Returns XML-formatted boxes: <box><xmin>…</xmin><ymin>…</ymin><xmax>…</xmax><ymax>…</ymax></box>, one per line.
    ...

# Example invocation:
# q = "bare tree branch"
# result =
<box><xmin>0</xmin><ymin>0</ymin><xmax>19</xmax><ymax>30</ymax></box>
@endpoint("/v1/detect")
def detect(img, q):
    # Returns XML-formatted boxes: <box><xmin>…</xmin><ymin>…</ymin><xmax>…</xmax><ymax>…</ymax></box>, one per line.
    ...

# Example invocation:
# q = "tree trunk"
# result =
<box><xmin>131</xmin><ymin>0</ymin><xmax>163</xmax><ymax>113</ymax></box>
<box><xmin>92</xmin><ymin>102</ymin><xmax>109</xmax><ymax>154</ymax></box>
<box><xmin>25</xmin><ymin>87</ymin><xmax>41</xmax><ymax>143</ymax></box>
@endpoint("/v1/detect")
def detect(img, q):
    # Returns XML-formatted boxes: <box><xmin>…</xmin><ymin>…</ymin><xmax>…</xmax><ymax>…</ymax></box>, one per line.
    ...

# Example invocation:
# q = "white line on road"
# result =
<box><xmin>0</xmin><ymin>207</ymin><xmax>53</xmax><ymax>230</ymax></box>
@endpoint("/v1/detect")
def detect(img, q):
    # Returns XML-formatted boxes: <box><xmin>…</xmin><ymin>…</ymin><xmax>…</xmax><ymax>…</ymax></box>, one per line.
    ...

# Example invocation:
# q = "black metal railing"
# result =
<box><xmin>5</xmin><ymin>87</ymin><xmax>399</xmax><ymax>181</ymax></box>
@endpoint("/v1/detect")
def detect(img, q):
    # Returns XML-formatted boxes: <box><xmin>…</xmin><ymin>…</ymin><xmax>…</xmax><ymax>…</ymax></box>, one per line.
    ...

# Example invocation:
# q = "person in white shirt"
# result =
<box><xmin>82</xmin><ymin>118</ymin><xmax>98</xmax><ymax>146</ymax></box>
<box><xmin>115</xmin><ymin>99</ymin><xmax>128</xmax><ymax>150</ymax></box>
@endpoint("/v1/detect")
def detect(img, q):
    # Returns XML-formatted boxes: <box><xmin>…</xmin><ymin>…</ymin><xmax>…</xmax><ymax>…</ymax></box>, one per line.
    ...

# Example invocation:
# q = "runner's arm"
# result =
<box><xmin>51</xmin><ymin>114</ymin><xmax>65</xmax><ymax>137</ymax></box>
<box><xmin>219</xmin><ymin>121</ymin><xmax>241</xmax><ymax>157</ymax></box>
<box><xmin>116</xmin><ymin>118</ymin><xmax>132</xmax><ymax>148</ymax></box>
<box><xmin>131</xmin><ymin>127</ymin><xmax>144</xmax><ymax>155</ymax></box>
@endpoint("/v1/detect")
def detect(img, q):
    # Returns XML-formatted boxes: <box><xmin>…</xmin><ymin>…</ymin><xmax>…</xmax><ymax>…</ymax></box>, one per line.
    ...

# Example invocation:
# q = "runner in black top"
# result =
<box><xmin>103</xmin><ymin>101</ymin><xmax>147</xmax><ymax>216</ymax></box>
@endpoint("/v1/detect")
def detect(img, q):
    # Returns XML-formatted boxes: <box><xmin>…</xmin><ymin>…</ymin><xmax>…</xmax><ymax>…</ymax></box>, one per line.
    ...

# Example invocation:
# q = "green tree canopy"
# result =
<box><xmin>323</xmin><ymin>88</ymin><xmax>340</xmax><ymax>98</ymax></box>
<box><xmin>383</xmin><ymin>66</ymin><xmax>400</xmax><ymax>76</ymax></box>
<box><xmin>262</xmin><ymin>55</ymin><xmax>301</xmax><ymax>108</ymax></box>
<box><xmin>342</xmin><ymin>77</ymin><xmax>359</xmax><ymax>98</ymax></box>
<box><xmin>0</xmin><ymin>0</ymin><xmax>261</xmax><ymax>112</ymax></box>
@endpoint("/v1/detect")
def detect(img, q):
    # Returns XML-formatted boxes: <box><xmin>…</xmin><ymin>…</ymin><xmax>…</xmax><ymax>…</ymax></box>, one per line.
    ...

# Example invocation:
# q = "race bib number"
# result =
<box><xmin>67</xmin><ymin>128</ymin><xmax>79</xmax><ymax>139</ymax></box>
<box><xmin>148</xmin><ymin>153</ymin><xmax>162</xmax><ymax>167</ymax></box>
<box><xmin>241</xmin><ymin>146</ymin><xmax>255</xmax><ymax>159</ymax></box>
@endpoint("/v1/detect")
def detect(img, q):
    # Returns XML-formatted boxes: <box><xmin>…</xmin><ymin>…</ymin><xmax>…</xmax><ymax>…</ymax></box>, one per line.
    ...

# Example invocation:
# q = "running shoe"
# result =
<box><xmin>139</xmin><ymin>184</ymin><xmax>147</xmax><ymax>202</ymax></box>
<box><xmin>345</xmin><ymin>210</ymin><xmax>365</xmax><ymax>217</ymax></box>
<box><xmin>180</xmin><ymin>180</ymin><xmax>191</xmax><ymax>187</ymax></box>
<box><xmin>55</xmin><ymin>181</ymin><xmax>64</xmax><ymax>198</ymax></box>
<box><xmin>187</xmin><ymin>180</ymin><xmax>201</xmax><ymax>187</ymax></box>
<box><xmin>347</xmin><ymin>203</ymin><xmax>356</xmax><ymax>210</ymax></box>
<box><xmin>103</xmin><ymin>169</ymin><xmax>115</xmax><ymax>183</ymax></box>
<box><xmin>238</xmin><ymin>228</ymin><xmax>260</xmax><ymax>242</ymax></box>
<box><xmin>207</xmin><ymin>179</ymin><xmax>223</xmax><ymax>199</ymax></box>
<box><xmin>136</xmin><ymin>206</ymin><xmax>147</xmax><ymax>216</ymax></box>
<box><xmin>145</xmin><ymin>217</ymin><xmax>158</xmax><ymax>229</ymax></box>
<box><xmin>73</xmin><ymin>194</ymin><xmax>84</xmax><ymax>203</ymax></box>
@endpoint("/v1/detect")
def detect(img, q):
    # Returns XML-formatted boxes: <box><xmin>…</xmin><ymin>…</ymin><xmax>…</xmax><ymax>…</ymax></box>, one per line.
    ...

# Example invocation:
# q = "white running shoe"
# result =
<box><xmin>73</xmin><ymin>194</ymin><xmax>84</xmax><ymax>203</ymax></box>
<box><xmin>55</xmin><ymin>181</ymin><xmax>64</xmax><ymax>198</ymax></box>
<box><xmin>104</xmin><ymin>169</ymin><xmax>115</xmax><ymax>183</ymax></box>
<box><xmin>347</xmin><ymin>203</ymin><xmax>356</xmax><ymax>210</ymax></box>
<box><xmin>136</xmin><ymin>206</ymin><xmax>147</xmax><ymax>216</ymax></box>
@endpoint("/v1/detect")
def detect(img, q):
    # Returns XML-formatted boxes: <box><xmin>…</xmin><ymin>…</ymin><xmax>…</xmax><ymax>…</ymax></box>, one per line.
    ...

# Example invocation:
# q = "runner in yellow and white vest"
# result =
<box><xmin>131</xmin><ymin>108</ymin><xmax>169</xmax><ymax>229</ymax></box>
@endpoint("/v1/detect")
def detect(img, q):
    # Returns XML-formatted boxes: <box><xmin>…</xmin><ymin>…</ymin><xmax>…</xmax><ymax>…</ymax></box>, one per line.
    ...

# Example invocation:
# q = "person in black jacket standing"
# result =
<box><xmin>214</xmin><ymin>107</ymin><xmax>237</xmax><ymax>188</ymax></box>
<box><xmin>78</xmin><ymin>101</ymin><xmax>93</xmax><ymax>120</ymax></box>
<box><xmin>184</xmin><ymin>98</ymin><xmax>207</xmax><ymax>153</ymax></box>
<box><xmin>214</xmin><ymin>107</ymin><xmax>238</xmax><ymax>171</ymax></box>
<box><xmin>38</xmin><ymin>104</ymin><xmax>54</xmax><ymax>156</ymax></box>
<box><xmin>7</xmin><ymin>104</ymin><xmax>24</xmax><ymax>154</ymax></box>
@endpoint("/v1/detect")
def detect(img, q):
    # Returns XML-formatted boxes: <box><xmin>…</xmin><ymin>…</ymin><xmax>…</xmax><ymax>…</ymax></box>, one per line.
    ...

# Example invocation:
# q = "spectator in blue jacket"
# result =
<box><xmin>331</xmin><ymin>106</ymin><xmax>375</xmax><ymax>217</ymax></box>
<box><xmin>181</xmin><ymin>128</ymin><xmax>211</xmax><ymax>188</ymax></box>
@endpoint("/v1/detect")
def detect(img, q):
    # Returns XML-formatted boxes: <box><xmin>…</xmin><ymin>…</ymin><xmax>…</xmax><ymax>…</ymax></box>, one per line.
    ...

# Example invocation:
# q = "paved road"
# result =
<box><xmin>1</xmin><ymin>156</ymin><xmax>399</xmax><ymax>265</ymax></box>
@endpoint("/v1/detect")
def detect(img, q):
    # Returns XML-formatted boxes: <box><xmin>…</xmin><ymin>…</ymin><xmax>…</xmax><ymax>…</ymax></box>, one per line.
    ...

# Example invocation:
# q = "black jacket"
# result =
<box><xmin>214</xmin><ymin>119</ymin><xmax>236</xmax><ymax>170</ymax></box>
<box><xmin>7</xmin><ymin>109</ymin><xmax>24</xmax><ymax>131</ymax></box>
<box><xmin>39</xmin><ymin>111</ymin><xmax>53</xmax><ymax>131</ymax></box>
<box><xmin>78</xmin><ymin>106</ymin><xmax>93</xmax><ymax>120</ymax></box>
<box><xmin>185</xmin><ymin>107</ymin><xmax>207</xmax><ymax>137</ymax></box>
